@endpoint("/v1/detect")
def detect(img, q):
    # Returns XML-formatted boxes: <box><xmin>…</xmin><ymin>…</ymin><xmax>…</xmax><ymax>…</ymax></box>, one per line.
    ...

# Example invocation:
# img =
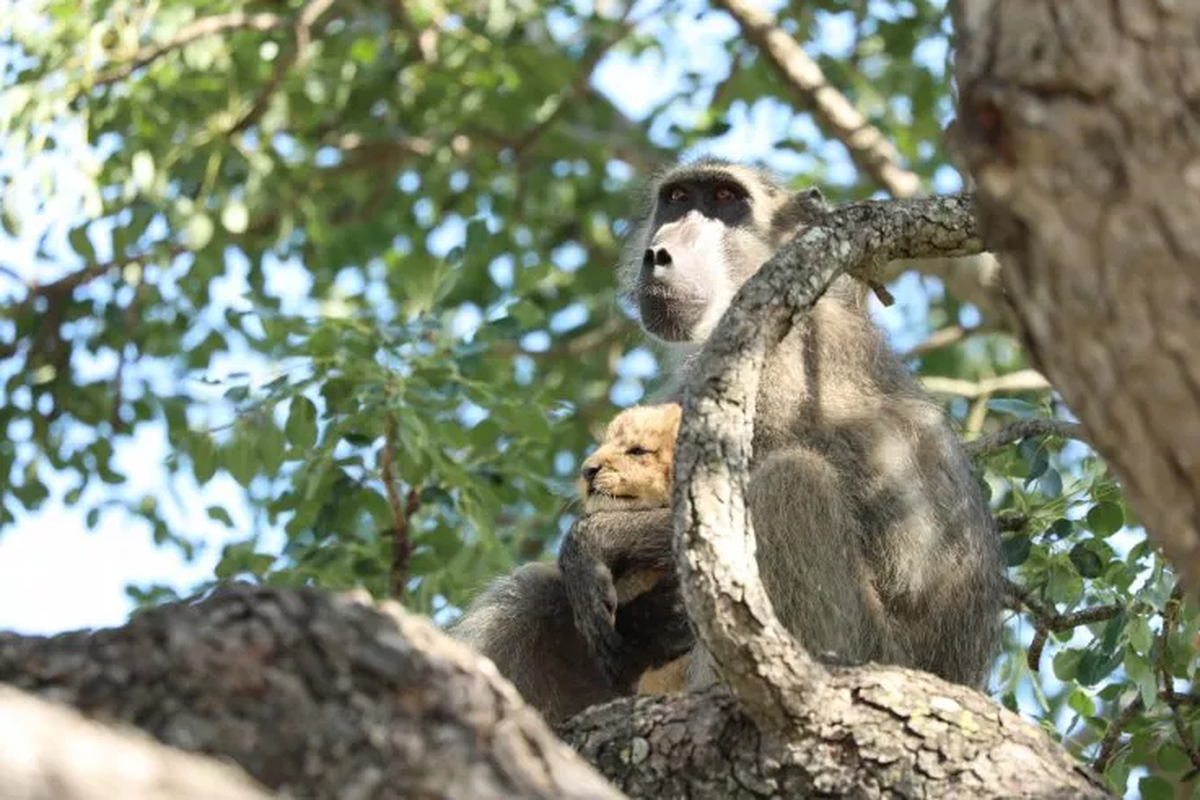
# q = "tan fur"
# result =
<box><xmin>579</xmin><ymin>403</ymin><xmax>681</xmax><ymax>514</ymax></box>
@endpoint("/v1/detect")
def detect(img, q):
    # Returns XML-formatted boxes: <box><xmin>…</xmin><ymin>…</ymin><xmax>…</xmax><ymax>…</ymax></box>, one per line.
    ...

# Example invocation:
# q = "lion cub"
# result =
<box><xmin>562</xmin><ymin>403</ymin><xmax>690</xmax><ymax>694</ymax></box>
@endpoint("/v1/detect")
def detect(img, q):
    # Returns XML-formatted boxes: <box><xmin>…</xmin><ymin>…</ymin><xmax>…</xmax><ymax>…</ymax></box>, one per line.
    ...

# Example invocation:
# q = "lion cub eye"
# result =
<box><xmin>626</xmin><ymin>446</ymin><xmax>653</xmax><ymax>456</ymax></box>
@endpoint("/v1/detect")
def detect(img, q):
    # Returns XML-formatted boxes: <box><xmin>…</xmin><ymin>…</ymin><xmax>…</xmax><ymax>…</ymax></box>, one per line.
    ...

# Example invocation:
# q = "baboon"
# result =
<box><xmin>450</xmin><ymin>405</ymin><xmax>692</xmax><ymax>722</ymax></box>
<box><xmin>455</xmin><ymin>157</ymin><xmax>1005</xmax><ymax>716</ymax></box>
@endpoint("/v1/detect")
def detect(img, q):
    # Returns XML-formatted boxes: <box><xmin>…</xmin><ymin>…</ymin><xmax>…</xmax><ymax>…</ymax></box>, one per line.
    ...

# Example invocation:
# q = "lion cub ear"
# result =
<box><xmin>658</xmin><ymin>403</ymin><xmax>683</xmax><ymax>434</ymax></box>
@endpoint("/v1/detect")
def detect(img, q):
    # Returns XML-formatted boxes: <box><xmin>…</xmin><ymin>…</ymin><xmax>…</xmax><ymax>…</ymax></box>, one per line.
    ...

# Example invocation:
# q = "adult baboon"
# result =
<box><xmin>454</xmin><ymin>158</ymin><xmax>1004</xmax><ymax>717</ymax></box>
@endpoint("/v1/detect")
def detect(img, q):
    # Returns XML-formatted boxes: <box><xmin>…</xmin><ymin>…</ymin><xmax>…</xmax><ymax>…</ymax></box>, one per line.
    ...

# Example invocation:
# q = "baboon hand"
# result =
<box><xmin>560</xmin><ymin>535</ymin><xmax>625</xmax><ymax>685</ymax></box>
<box><xmin>569</xmin><ymin>561</ymin><xmax>624</xmax><ymax>685</ymax></box>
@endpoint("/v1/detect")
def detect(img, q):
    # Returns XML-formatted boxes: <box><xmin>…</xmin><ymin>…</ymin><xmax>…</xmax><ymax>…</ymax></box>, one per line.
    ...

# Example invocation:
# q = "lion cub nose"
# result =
<box><xmin>582</xmin><ymin>465</ymin><xmax>601</xmax><ymax>486</ymax></box>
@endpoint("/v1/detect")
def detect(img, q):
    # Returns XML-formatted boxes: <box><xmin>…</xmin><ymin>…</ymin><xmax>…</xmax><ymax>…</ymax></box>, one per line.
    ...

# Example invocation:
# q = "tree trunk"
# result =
<box><xmin>952</xmin><ymin>0</ymin><xmax>1200</xmax><ymax>587</ymax></box>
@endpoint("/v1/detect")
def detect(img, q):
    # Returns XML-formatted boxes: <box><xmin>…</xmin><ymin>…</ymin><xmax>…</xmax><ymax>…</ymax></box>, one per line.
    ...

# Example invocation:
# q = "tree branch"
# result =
<box><xmin>227</xmin><ymin>0</ymin><xmax>338</xmax><ymax>135</ymax></box>
<box><xmin>921</xmin><ymin>368</ymin><xmax>1050</xmax><ymax>398</ymax></box>
<box><xmin>96</xmin><ymin>12</ymin><xmax>287</xmax><ymax>86</ymax></box>
<box><xmin>964</xmin><ymin>418</ymin><xmax>1086</xmax><ymax>458</ymax></box>
<box><xmin>0</xmin><ymin>584</ymin><xmax>624</xmax><ymax>800</ymax></box>
<box><xmin>712</xmin><ymin>0</ymin><xmax>919</xmax><ymax>196</ymax></box>
<box><xmin>671</xmin><ymin>193</ymin><xmax>985</xmax><ymax>734</ymax></box>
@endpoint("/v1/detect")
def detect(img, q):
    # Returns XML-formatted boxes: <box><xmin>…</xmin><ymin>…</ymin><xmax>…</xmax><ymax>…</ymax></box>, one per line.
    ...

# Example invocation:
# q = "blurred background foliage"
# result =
<box><xmin>1</xmin><ymin>0</ymin><xmax>1197</xmax><ymax>796</ymax></box>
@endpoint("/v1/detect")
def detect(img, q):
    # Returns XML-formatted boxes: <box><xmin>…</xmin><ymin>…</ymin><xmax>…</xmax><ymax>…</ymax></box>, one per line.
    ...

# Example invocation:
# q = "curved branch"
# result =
<box><xmin>671</xmin><ymin>193</ymin><xmax>984</xmax><ymax>733</ymax></box>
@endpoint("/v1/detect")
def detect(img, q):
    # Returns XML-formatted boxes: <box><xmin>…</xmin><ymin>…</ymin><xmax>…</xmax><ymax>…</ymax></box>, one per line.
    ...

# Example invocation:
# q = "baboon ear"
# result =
<box><xmin>772</xmin><ymin>186</ymin><xmax>830</xmax><ymax>236</ymax></box>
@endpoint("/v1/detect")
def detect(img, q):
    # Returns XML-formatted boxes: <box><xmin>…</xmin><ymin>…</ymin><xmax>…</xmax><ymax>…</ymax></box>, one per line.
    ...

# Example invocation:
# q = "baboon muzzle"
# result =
<box><xmin>642</xmin><ymin>247</ymin><xmax>672</xmax><ymax>273</ymax></box>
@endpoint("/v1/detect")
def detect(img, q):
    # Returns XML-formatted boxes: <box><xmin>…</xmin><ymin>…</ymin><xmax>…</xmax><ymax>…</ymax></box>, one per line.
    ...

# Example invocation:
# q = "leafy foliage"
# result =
<box><xmin>1</xmin><ymin>0</ymin><xmax>1197</xmax><ymax>795</ymax></box>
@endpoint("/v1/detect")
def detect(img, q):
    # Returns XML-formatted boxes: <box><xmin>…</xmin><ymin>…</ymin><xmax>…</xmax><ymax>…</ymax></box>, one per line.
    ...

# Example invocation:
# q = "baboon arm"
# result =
<box><xmin>559</xmin><ymin>508</ymin><xmax>676</xmax><ymax>684</ymax></box>
<box><xmin>562</xmin><ymin>508</ymin><xmax>675</xmax><ymax>572</ymax></box>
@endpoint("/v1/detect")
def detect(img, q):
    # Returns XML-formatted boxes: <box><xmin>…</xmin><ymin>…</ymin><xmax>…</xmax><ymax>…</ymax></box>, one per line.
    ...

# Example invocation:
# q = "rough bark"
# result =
<box><xmin>561</xmin><ymin>670</ymin><xmax>1101</xmax><ymax>799</ymax></box>
<box><xmin>953</xmin><ymin>1</ymin><xmax>1200</xmax><ymax>588</ymax></box>
<box><xmin>0</xmin><ymin>585</ymin><xmax>621</xmax><ymax>800</ymax></box>
<box><xmin>0</xmin><ymin>685</ymin><xmax>273</xmax><ymax>800</ymax></box>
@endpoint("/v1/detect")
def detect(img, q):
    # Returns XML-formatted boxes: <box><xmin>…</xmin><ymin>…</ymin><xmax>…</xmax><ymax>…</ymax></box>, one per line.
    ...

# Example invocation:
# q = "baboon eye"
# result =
<box><xmin>714</xmin><ymin>184</ymin><xmax>738</xmax><ymax>202</ymax></box>
<box><xmin>626</xmin><ymin>446</ymin><xmax>652</xmax><ymax>456</ymax></box>
<box><xmin>667</xmin><ymin>186</ymin><xmax>687</xmax><ymax>203</ymax></box>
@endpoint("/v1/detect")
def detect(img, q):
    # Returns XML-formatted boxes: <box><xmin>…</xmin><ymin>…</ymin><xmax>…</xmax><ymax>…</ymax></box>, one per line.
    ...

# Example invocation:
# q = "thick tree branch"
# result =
<box><xmin>716</xmin><ymin>0</ymin><xmax>1015</xmax><ymax>329</ymax></box>
<box><xmin>0</xmin><ymin>585</ymin><xmax>623</xmax><ymax>800</ymax></box>
<box><xmin>672</xmin><ymin>193</ymin><xmax>984</xmax><ymax>732</ymax></box>
<box><xmin>560</xmin><ymin>667</ymin><xmax>1107</xmax><ymax>798</ymax></box>
<box><xmin>0</xmin><ymin>686</ymin><xmax>273</xmax><ymax>800</ymax></box>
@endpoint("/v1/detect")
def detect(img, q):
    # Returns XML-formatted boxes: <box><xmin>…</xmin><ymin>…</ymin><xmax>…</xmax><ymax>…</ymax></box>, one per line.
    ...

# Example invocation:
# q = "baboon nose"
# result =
<box><xmin>582</xmin><ymin>465</ymin><xmax>600</xmax><ymax>485</ymax></box>
<box><xmin>642</xmin><ymin>247</ymin><xmax>672</xmax><ymax>270</ymax></box>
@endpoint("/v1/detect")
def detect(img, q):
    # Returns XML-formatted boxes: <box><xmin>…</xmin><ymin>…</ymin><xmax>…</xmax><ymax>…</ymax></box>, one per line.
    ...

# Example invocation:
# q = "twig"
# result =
<box><xmin>1094</xmin><ymin>696</ymin><xmax>1144</xmax><ymax>773</ymax></box>
<box><xmin>1156</xmin><ymin>584</ymin><xmax>1200</xmax><ymax>778</ymax></box>
<box><xmin>96</xmin><ymin>12</ymin><xmax>286</xmax><ymax>86</ymax></box>
<box><xmin>713</xmin><ymin>0</ymin><xmax>920</xmax><ymax>196</ymax></box>
<box><xmin>381</xmin><ymin>416</ymin><xmax>420</xmax><ymax>601</ymax></box>
<box><xmin>227</xmin><ymin>0</ymin><xmax>338</xmax><ymax>135</ymax></box>
<box><xmin>3</xmin><ymin>245</ymin><xmax>187</xmax><ymax>310</ymax></box>
<box><xmin>0</xmin><ymin>264</ymin><xmax>27</xmax><ymax>288</ymax></box>
<box><xmin>921</xmin><ymin>368</ymin><xmax>1050</xmax><ymax>398</ymax></box>
<box><xmin>1005</xmin><ymin>580</ymin><xmax>1122</xmax><ymax>672</ymax></box>
<box><xmin>964</xmin><ymin>419</ymin><xmax>1086</xmax><ymax>458</ymax></box>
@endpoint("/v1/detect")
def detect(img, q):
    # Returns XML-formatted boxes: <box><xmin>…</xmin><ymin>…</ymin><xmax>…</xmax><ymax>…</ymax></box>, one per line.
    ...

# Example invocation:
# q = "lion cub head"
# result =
<box><xmin>579</xmin><ymin>403</ymin><xmax>682</xmax><ymax>513</ymax></box>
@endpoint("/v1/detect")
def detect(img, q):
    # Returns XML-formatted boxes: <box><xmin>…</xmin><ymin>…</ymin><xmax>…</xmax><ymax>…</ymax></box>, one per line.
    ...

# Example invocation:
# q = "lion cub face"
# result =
<box><xmin>579</xmin><ymin>404</ymin><xmax>682</xmax><ymax>513</ymax></box>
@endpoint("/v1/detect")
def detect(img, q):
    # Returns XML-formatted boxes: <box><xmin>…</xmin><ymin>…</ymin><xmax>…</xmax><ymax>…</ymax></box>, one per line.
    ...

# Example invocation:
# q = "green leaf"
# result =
<box><xmin>1086</xmin><ymin>501</ymin><xmax>1124</xmax><ymax>537</ymax></box>
<box><xmin>256</xmin><ymin>424</ymin><xmax>286</xmax><ymax>474</ymax></box>
<box><xmin>1066</xmin><ymin>687</ymin><xmax>1095</xmax><ymax>717</ymax></box>
<box><xmin>1127</xmin><ymin>616</ymin><xmax>1154</xmax><ymax>655</ymax></box>
<box><xmin>987</xmin><ymin>398</ymin><xmax>1042</xmax><ymax>418</ymax></box>
<box><xmin>1138</xmin><ymin>776</ymin><xmax>1174</xmax><ymax>800</ymax></box>
<box><xmin>85</xmin><ymin>507</ymin><xmax>100</xmax><ymax>530</ymax></box>
<box><xmin>1069</xmin><ymin>543</ymin><xmax>1104</xmax><ymax>578</ymax></box>
<box><xmin>286</xmin><ymin>397</ymin><xmax>318</xmax><ymax>448</ymax></box>
<box><xmin>224</xmin><ymin>440</ymin><xmax>257</xmax><ymax>487</ymax></box>
<box><xmin>1002</xmin><ymin>533</ymin><xmax>1031</xmax><ymax>567</ymax></box>
<box><xmin>207</xmin><ymin>506</ymin><xmax>234</xmax><ymax>527</ymax></box>
<box><xmin>192</xmin><ymin>434</ymin><xmax>218</xmax><ymax>484</ymax></box>
<box><xmin>1158</xmin><ymin>743</ymin><xmax>1192</xmax><ymax>772</ymax></box>
<box><xmin>1053</xmin><ymin>649</ymin><xmax>1083</xmax><ymax>682</ymax></box>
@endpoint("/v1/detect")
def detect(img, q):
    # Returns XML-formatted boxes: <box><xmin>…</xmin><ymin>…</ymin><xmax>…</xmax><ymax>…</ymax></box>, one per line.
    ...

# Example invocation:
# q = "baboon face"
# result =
<box><xmin>579</xmin><ymin>404</ymin><xmax>682</xmax><ymax>512</ymax></box>
<box><xmin>627</xmin><ymin>160</ymin><xmax>824</xmax><ymax>343</ymax></box>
